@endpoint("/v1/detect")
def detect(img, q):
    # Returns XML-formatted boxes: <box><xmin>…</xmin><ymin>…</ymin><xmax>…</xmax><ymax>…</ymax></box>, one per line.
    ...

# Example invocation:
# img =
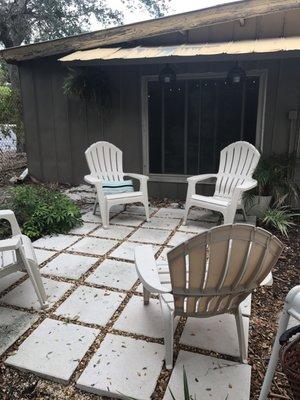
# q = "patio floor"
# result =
<box><xmin>0</xmin><ymin>205</ymin><xmax>255</xmax><ymax>399</ymax></box>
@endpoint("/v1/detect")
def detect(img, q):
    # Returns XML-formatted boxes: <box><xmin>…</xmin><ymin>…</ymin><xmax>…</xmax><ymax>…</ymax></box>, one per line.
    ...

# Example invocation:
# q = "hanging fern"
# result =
<box><xmin>63</xmin><ymin>68</ymin><xmax>112</xmax><ymax>116</ymax></box>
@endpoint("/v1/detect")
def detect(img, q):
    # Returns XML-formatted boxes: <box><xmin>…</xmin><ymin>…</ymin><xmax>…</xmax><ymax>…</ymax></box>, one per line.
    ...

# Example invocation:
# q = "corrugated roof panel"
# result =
<box><xmin>59</xmin><ymin>37</ymin><xmax>300</xmax><ymax>62</ymax></box>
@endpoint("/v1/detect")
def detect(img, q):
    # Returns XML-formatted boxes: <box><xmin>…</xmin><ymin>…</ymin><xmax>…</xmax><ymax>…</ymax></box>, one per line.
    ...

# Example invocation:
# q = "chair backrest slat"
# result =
<box><xmin>214</xmin><ymin>141</ymin><xmax>260</xmax><ymax>199</ymax></box>
<box><xmin>167</xmin><ymin>224</ymin><xmax>283</xmax><ymax>317</ymax></box>
<box><xmin>85</xmin><ymin>141</ymin><xmax>124</xmax><ymax>182</ymax></box>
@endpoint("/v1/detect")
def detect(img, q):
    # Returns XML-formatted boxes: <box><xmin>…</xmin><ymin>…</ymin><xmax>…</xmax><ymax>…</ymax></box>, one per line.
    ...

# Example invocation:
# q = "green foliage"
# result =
<box><xmin>0</xmin><ymin>185</ymin><xmax>82</xmax><ymax>239</ymax></box>
<box><xmin>246</xmin><ymin>154</ymin><xmax>300</xmax><ymax>205</ymax></box>
<box><xmin>63</xmin><ymin>68</ymin><xmax>111</xmax><ymax>115</ymax></box>
<box><xmin>0</xmin><ymin>86</ymin><xmax>25</xmax><ymax>149</ymax></box>
<box><xmin>0</xmin><ymin>1</ymin><xmax>170</xmax><ymax>49</ymax></box>
<box><xmin>261</xmin><ymin>206</ymin><xmax>299</xmax><ymax>236</ymax></box>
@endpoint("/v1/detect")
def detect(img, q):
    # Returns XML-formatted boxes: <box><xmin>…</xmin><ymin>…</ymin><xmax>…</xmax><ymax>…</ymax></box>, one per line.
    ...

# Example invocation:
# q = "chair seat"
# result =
<box><xmin>106</xmin><ymin>191</ymin><xmax>143</xmax><ymax>200</ymax></box>
<box><xmin>191</xmin><ymin>194</ymin><xmax>230</xmax><ymax>207</ymax></box>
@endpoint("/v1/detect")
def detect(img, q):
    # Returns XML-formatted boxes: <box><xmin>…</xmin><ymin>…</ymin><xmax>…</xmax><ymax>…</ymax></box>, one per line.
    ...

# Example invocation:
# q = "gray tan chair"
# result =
<box><xmin>135</xmin><ymin>224</ymin><xmax>283</xmax><ymax>369</ymax></box>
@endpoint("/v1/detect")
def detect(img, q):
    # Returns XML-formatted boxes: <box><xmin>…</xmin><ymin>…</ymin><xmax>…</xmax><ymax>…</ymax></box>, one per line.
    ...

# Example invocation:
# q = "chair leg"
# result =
<box><xmin>235</xmin><ymin>306</ymin><xmax>248</xmax><ymax>364</ymax></box>
<box><xmin>100</xmin><ymin>201</ymin><xmax>110</xmax><ymax>229</ymax></box>
<box><xmin>240</xmin><ymin>205</ymin><xmax>247</xmax><ymax>221</ymax></box>
<box><xmin>143</xmin><ymin>286</ymin><xmax>150</xmax><ymax>305</ymax></box>
<box><xmin>93</xmin><ymin>198</ymin><xmax>98</xmax><ymax>215</ymax></box>
<box><xmin>183</xmin><ymin>202</ymin><xmax>191</xmax><ymax>225</ymax></box>
<box><xmin>23</xmin><ymin>257</ymin><xmax>48</xmax><ymax>309</ymax></box>
<box><xmin>143</xmin><ymin>200</ymin><xmax>150</xmax><ymax>222</ymax></box>
<box><xmin>223</xmin><ymin>208</ymin><xmax>236</xmax><ymax>225</ymax></box>
<box><xmin>160</xmin><ymin>298</ymin><xmax>174</xmax><ymax>370</ymax></box>
<box><xmin>259</xmin><ymin>309</ymin><xmax>290</xmax><ymax>400</ymax></box>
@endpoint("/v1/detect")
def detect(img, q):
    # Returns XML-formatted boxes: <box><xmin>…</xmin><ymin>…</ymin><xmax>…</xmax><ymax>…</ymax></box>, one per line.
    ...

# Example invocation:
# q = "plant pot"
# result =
<box><xmin>246</xmin><ymin>195</ymin><xmax>272</xmax><ymax>217</ymax></box>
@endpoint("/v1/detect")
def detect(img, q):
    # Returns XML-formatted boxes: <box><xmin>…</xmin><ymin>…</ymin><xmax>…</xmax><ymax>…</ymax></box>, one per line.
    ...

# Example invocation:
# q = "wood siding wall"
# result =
<box><xmin>19</xmin><ymin>56</ymin><xmax>300</xmax><ymax>198</ymax></box>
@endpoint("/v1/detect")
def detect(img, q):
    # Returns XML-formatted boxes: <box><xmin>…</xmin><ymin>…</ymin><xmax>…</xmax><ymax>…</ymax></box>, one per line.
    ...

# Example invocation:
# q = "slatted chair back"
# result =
<box><xmin>214</xmin><ymin>141</ymin><xmax>260</xmax><ymax>199</ymax></box>
<box><xmin>167</xmin><ymin>224</ymin><xmax>283</xmax><ymax>317</ymax></box>
<box><xmin>85</xmin><ymin>141</ymin><xmax>124</xmax><ymax>182</ymax></box>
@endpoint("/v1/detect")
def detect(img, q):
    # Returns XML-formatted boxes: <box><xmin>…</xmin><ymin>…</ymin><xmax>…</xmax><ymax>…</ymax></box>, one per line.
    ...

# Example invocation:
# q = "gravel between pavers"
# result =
<box><xmin>0</xmin><ymin>200</ymin><xmax>299</xmax><ymax>400</ymax></box>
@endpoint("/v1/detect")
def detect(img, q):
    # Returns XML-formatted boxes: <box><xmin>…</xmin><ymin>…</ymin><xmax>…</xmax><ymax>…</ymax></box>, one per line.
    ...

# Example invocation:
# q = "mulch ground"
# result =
<box><xmin>0</xmin><ymin>199</ymin><xmax>299</xmax><ymax>400</ymax></box>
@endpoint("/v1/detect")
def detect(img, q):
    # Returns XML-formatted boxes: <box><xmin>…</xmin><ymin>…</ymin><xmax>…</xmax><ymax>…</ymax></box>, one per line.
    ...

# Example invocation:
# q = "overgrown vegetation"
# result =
<box><xmin>245</xmin><ymin>154</ymin><xmax>300</xmax><ymax>236</ymax></box>
<box><xmin>0</xmin><ymin>84</ymin><xmax>25</xmax><ymax>151</ymax></box>
<box><xmin>0</xmin><ymin>185</ymin><xmax>82</xmax><ymax>239</ymax></box>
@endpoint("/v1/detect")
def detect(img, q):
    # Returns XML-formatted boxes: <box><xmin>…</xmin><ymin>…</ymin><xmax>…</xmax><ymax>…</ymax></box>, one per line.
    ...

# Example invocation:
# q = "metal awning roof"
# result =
<box><xmin>59</xmin><ymin>36</ymin><xmax>300</xmax><ymax>62</ymax></box>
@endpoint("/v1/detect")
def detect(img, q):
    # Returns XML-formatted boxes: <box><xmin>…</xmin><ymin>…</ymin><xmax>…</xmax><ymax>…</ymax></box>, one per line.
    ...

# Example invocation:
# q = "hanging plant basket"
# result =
<box><xmin>63</xmin><ymin>68</ymin><xmax>112</xmax><ymax>116</ymax></box>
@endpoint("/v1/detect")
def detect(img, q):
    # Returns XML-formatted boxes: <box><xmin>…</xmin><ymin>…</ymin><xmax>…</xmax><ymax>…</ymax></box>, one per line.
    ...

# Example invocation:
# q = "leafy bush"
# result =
<box><xmin>0</xmin><ymin>85</ymin><xmax>25</xmax><ymax>150</ymax></box>
<box><xmin>0</xmin><ymin>185</ymin><xmax>82</xmax><ymax>239</ymax></box>
<box><xmin>260</xmin><ymin>206</ymin><xmax>299</xmax><ymax>236</ymax></box>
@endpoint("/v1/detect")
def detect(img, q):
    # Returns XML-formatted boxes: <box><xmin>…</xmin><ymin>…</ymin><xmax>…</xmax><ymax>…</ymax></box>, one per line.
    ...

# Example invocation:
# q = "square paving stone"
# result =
<box><xmin>129</xmin><ymin>228</ymin><xmax>170</xmax><ymax>245</ymax></box>
<box><xmin>188</xmin><ymin>208</ymin><xmax>218</xmax><ymax>221</ymax></box>
<box><xmin>76</xmin><ymin>333</ymin><xmax>164</xmax><ymax>399</ymax></box>
<box><xmin>155</xmin><ymin>208</ymin><xmax>185</xmax><ymax>219</ymax></box>
<box><xmin>5</xmin><ymin>318</ymin><xmax>99</xmax><ymax>384</ymax></box>
<box><xmin>55</xmin><ymin>285</ymin><xmax>125</xmax><ymax>326</ymax></box>
<box><xmin>110</xmin><ymin>242</ymin><xmax>160</xmax><ymax>262</ymax></box>
<box><xmin>33</xmin><ymin>235</ymin><xmax>81</xmax><ymax>251</ymax></box>
<box><xmin>90</xmin><ymin>225</ymin><xmax>135</xmax><ymax>240</ymax></box>
<box><xmin>68</xmin><ymin>237</ymin><xmax>118</xmax><ymax>256</ymax></box>
<box><xmin>167</xmin><ymin>231</ymin><xmax>196</xmax><ymax>247</ymax></box>
<box><xmin>86</xmin><ymin>259</ymin><xmax>137</xmax><ymax>290</ymax></box>
<box><xmin>81</xmin><ymin>211</ymin><xmax>103</xmax><ymax>223</ymax></box>
<box><xmin>178</xmin><ymin>220</ymin><xmax>216</xmax><ymax>234</ymax></box>
<box><xmin>110</xmin><ymin>213</ymin><xmax>146</xmax><ymax>227</ymax></box>
<box><xmin>1</xmin><ymin>277</ymin><xmax>72</xmax><ymax>310</ymax></box>
<box><xmin>41</xmin><ymin>253</ymin><xmax>97</xmax><ymax>280</ymax></box>
<box><xmin>69</xmin><ymin>223</ymin><xmax>98</xmax><ymax>235</ymax></box>
<box><xmin>0</xmin><ymin>271</ymin><xmax>25</xmax><ymax>294</ymax></box>
<box><xmin>142</xmin><ymin>217</ymin><xmax>180</xmax><ymax>231</ymax></box>
<box><xmin>125</xmin><ymin>205</ymin><xmax>158</xmax><ymax>215</ymax></box>
<box><xmin>180</xmin><ymin>314</ymin><xmax>249</xmax><ymax>358</ymax></box>
<box><xmin>163</xmin><ymin>350</ymin><xmax>251</xmax><ymax>400</ymax></box>
<box><xmin>34</xmin><ymin>249</ymin><xmax>57</xmax><ymax>264</ymax></box>
<box><xmin>114</xmin><ymin>295</ymin><xmax>176</xmax><ymax>338</ymax></box>
<box><xmin>241</xmin><ymin>295</ymin><xmax>252</xmax><ymax>317</ymax></box>
<box><xmin>0</xmin><ymin>307</ymin><xmax>39</xmax><ymax>356</ymax></box>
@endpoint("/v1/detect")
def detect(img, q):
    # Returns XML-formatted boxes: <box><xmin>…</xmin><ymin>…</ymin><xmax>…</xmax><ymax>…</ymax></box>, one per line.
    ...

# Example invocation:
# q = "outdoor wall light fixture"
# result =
<box><xmin>227</xmin><ymin>62</ymin><xmax>246</xmax><ymax>84</ymax></box>
<box><xmin>159</xmin><ymin>64</ymin><xmax>176</xmax><ymax>85</ymax></box>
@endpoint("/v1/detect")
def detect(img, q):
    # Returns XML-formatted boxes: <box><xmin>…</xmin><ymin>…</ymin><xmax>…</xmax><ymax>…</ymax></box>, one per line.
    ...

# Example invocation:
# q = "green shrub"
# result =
<box><xmin>0</xmin><ymin>185</ymin><xmax>82</xmax><ymax>239</ymax></box>
<box><xmin>260</xmin><ymin>206</ymin><xmax>299</xmax><ymax>237</ymax></box>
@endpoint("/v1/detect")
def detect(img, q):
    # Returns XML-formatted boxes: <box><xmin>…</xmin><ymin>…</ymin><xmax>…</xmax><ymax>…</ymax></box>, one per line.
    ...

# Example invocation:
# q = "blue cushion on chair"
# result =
<box><xmin>102</xmin><ymin>180</ymin><xmax>134</xmax><ymax>195</ymax></box>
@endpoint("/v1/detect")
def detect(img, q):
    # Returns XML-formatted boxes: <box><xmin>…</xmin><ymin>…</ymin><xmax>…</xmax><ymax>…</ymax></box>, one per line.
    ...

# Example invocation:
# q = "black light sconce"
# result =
<box><xmin>159</xmin><ymin>64</ymin><xmax>176</xmax><ymax>85</ymax></box>
<box><xmin>227</xmin><ymin>62</ymin><xmax>246</xmax><ymax>84</ymax></box>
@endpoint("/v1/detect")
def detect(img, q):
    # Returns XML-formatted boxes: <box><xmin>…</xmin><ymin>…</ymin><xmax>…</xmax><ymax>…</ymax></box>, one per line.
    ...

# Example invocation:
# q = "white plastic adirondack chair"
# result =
<box><xmin>84</xmin><ymin>141</ymin><xmax>150</xmax><ymax>228</ymax></box>
<box><xmin>184</xmin><ymin>141</ymin><xmax>261</xmax><ymax>225</ymax></box>
<box><xmin>135</xmin><ymin>224</ymin><xmax>283</xmax><ymax>369</ymax></box>
<box><xmin>259</xmin><ymin>285</ymin><xmax>300</xmax><ymax>400</ymax></box>
<box><xmin>0</xmin><ymin>210</ymin><xmax>48</xmax><ymax>309</ymax></box>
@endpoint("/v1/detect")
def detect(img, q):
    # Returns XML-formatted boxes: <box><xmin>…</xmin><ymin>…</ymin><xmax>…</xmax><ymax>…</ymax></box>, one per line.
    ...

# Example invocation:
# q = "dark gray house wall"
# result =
<box><xmin>15</xmin><ymin>6</ymin><xmax>300</xmax><ymax>199</ymax></box>
<box><xmin>18</xmin><ymin>55</ymin><xmax>300</xmax><ymax>198</ymax></box>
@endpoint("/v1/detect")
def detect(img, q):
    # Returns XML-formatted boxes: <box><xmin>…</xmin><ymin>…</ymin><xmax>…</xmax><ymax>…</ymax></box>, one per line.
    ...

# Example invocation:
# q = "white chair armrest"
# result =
<box><xmin>84</xmin><ymin>174</ymin><xmax>103</xmax><ymax>186</ymax></box>
<box><xmin>134</xmin><ymin>245</ymin><xmax>171</xmax><ymax>294</ymax></box>
<box><xmin>187</xmin><ymin>174</ymin><xmax>217</xmax><ymax>183</ymax></box>
<box><xmin>0</xmin><ymin>237</ymin><xmax>21</xmax><ymax>252</ymax></box>
<box><xmin>0</xmin><ymin>210</ymin><xmax>22</xmax><ymax>236</ymax></box>
<box><xmin>125</xmin><ymin>173</ymin><xmax>149</xmax><ymax>182</ymax></box>
<box><xmin>236</xmin><ymin>179</ymin><xmax>257</xmax><ymax>192</ymax></box>
<box><xmin>125</xmin><ymin>173</ymin><xmax>149</xmax><ymax>192</ymax></box>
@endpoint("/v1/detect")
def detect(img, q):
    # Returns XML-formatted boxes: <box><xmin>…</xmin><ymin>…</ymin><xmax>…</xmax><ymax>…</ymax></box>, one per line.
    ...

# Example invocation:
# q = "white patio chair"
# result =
<box><xmin>259</xmin><ymin>285</ymin><xmax>300</xmax><ymax>400</ymax></box>
<box><xmin>184</xmin><ymin>141</ymin><xmax>261</xmax><ymax>225</ymax></box>
<box><xmin>0</xmin><ymin>210</ymin><xmax>48</xmax><ymax>309</ymax></box>
<box><xmin>84</xmin><ymin>141</ymin><xmax>150</xmax><ymax>228</ymax></box>
<box><xmin>135</xmin><ymin>224</ymin><xmax>283</xmax><ymax>369</ymax></box>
